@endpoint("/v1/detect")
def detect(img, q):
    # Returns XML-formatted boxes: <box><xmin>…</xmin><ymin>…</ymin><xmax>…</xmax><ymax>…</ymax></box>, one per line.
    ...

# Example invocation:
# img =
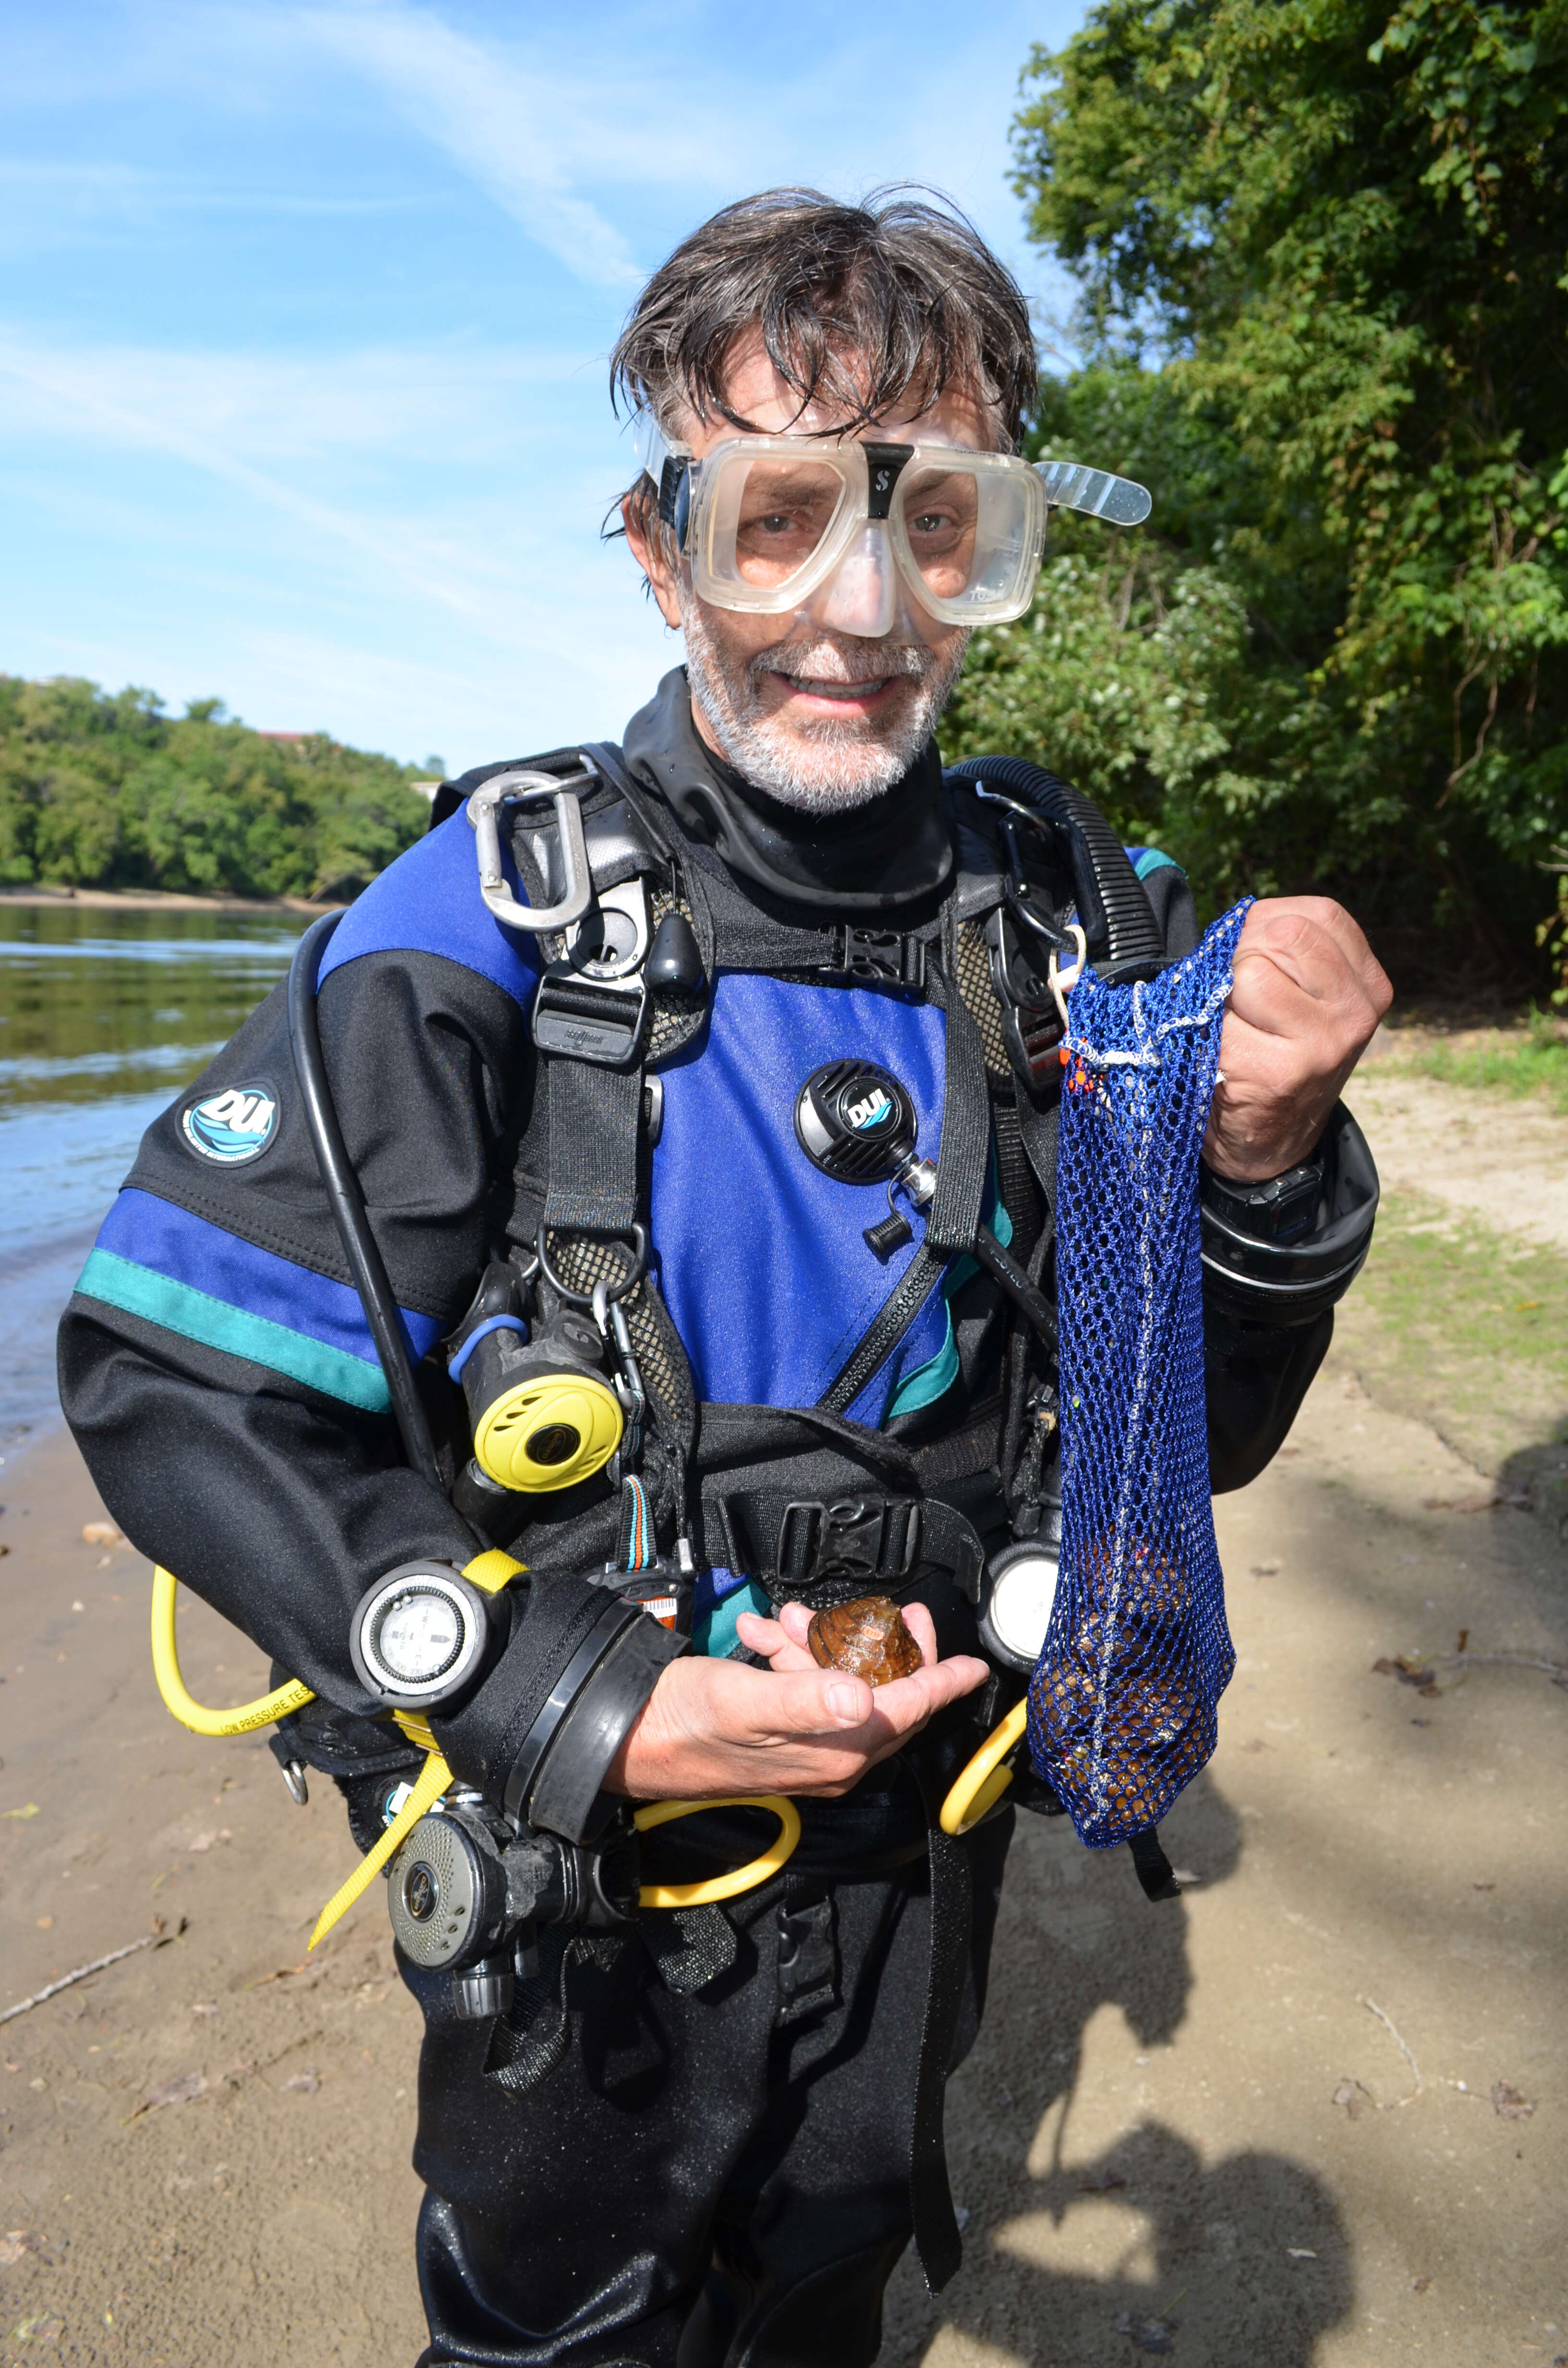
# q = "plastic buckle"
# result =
<box><xmin>532</xmin><ymin>972</ymin><xmax>647</xmax><ymax>1066</ymax></box>
<box><xmin>775</xmin><ymin>1496</ymin><xmax>921</xmax><ymax>1587</ymax></box>
<box><xmin>826</xmin><ymin>926</ymin><xmax>926</xmax><ymax>992</ymax></box>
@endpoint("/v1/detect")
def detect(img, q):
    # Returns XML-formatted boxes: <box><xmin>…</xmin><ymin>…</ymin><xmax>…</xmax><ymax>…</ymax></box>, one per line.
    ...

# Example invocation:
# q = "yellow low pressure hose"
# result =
<box><xmin>149</xmin><ymin>1559</ymin><xmax>801</xmax><ymax>1941</ymax></box>
<box><xmin>151</xmin><ymin>1565</ymin><xmax>315</xmax><ymax>1735</ymax></box>
<box><xmin>632</xmin><ymin>1795</ymin><xmax>802</xmax><ymax>1908</ymax></box>
<box><xmin>940</xmin><ymin>1697</ymin><xmax>1029</xmax><ymax>1836</ymax></box>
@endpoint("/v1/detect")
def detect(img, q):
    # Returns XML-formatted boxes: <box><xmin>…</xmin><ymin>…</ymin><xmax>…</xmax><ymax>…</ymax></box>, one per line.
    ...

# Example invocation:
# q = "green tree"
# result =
<box><xmin>0</xmin><ymin>677</ymin><xmax>431</xmax><ymax>899</ymax></box>
<box><xmin>944</xmin><ymin>0</ymin><xmax>1568</xmax><ymax>989</ymax></box>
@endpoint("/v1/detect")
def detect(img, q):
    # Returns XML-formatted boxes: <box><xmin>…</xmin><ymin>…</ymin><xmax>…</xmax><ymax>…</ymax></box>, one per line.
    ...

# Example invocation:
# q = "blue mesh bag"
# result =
<box><xmin>1028</xmin><ymin>899</ymin><xmax>1253</xmax><ymax>1847</ymax></box>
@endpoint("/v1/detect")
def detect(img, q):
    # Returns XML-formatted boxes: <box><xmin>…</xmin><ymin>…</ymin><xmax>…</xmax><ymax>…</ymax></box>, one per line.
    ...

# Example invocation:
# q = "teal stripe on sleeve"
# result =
<box><xmin>74</xmin><ymin>1247</ymin><xmax>392</xmax><ymax>1413</ymax></box>
<box><xmin>1133</xmin><ymin>846</ymin><xmax>1182</xmax><ymax>880</ymax></box>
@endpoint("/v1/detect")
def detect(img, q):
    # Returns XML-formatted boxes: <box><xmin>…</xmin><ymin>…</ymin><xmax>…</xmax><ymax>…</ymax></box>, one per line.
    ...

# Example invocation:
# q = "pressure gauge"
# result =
<box><xmin>978</xmin><ymin>1540</ymin><xmax>1061</xmax><ymax>1674</ymax></box>
<box><xmin>350</xmin><ymin>1563</ymin><xmax>491</xmax><ymax>1709</ymax></box>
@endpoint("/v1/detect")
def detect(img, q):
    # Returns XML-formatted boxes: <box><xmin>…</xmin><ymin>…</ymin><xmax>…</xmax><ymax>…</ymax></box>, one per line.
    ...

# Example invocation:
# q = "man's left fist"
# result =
<box><xmin>1205</xmin><ymin>898</ymin><xmax>1391</xmax><ymax>1182</ymax></box>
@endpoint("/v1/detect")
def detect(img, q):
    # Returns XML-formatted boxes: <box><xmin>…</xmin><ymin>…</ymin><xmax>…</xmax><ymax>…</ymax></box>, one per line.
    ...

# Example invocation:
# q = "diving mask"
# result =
<box><xmin>634</xmin><ymin>414</ymin><xmax>1151</xmax><ymax>629</ymax></box>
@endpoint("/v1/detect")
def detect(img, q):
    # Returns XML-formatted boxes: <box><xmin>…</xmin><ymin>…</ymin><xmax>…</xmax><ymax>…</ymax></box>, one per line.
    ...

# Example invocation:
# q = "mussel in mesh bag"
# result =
<box><xmin>1031</xmin><ymin>1540</ymin><xmax>1215</xmax><ymax>1838</ymax></box>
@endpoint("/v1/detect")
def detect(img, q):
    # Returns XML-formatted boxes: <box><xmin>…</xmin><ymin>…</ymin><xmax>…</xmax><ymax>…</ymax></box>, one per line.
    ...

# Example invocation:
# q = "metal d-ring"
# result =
<box><xmin>535</xmin><ymin>1223</ymin><xmax>649</xmax><ymax>1310</ymax></box>
<box><xmin>467</xmin><ymin>769</ymin><xmax>592</xmax><ymax>936</ymax></box>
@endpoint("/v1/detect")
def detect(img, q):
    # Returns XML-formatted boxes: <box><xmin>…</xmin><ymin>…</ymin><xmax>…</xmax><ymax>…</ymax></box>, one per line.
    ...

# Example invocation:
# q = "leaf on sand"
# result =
<box><xmin>1332</xmin><ymin>2078</ymin><xmax>1372</xmax><ymax>2119</ymax></box>
<box><xmin>282</xmin><ymin>2069</ymin><xmax>321</xmax><ymax>2093</ymax></box>
<box><xmin>126</xmin><ymin>2071</ymin><xmax>207</xmax><ymax>2122</ymax></box>
<box><xmin>11</xmin><ymin>2313</ymin><xmax>63</xmax><ymax>2342</ymax></box>
<box><xmin>82</xmin><ymin>1521</ymin><xmax>123</xmax><ymax>1546</ymax></box>
<box><xmin>0</xmin><ymin>1805</ymin><xmax>39</xmax><ymax>1823</ymax></box>
<box><xmin>1491</xmin><ymin>2081</ymin><xmax>1534</xmax><ymax>2121</ymax></box>
<box><xmin>1112</xmin><ymin>2311</ymin><xmax>1175</xmax><ymax>2355</ymax></box>
<box><xmin>0</xmin><ymin>2231</ymin><xmax>38</xmax><ymax>2267</ymax></box>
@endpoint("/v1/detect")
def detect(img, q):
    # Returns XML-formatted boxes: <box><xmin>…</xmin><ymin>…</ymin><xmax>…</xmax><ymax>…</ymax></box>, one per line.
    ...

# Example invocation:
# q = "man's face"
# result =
<box><xmin>624</xmin><ymin>336</ymin><xmax>994</xmax><ymax>814</ymax></box>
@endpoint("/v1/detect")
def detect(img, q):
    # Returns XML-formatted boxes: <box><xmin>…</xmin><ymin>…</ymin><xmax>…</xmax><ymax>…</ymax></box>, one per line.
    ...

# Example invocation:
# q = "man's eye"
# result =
<box><xmin>909</xmin><ymin>511</ymin><xmax>952</xmax><ymax>534</ymax></box>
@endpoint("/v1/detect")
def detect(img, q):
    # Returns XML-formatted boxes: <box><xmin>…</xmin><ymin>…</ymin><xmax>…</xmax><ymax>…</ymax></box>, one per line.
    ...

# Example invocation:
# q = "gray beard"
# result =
<box><xmin>681</xmin><ymin>605</ymin><xmax>969</xmax><ymax>815</ymax></box>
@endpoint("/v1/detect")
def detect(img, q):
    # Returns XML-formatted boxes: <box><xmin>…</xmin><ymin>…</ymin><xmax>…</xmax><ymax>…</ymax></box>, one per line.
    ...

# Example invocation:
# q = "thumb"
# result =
<box><xmin>751</xmin><ymin>1665</ymin><xmax>875</xmax><ymax>1739</ymax></box>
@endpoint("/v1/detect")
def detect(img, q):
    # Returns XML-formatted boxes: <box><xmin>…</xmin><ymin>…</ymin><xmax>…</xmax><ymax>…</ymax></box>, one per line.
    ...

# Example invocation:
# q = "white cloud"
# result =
<box><xmin>296</xmin><ymin>3</ymin><xmax>648</xmax><ymax>289</ymax></box>
<box><xmin>0</xmin><ymin>327</ymin><xmax>590</xmax><ymax>464</ymax></box>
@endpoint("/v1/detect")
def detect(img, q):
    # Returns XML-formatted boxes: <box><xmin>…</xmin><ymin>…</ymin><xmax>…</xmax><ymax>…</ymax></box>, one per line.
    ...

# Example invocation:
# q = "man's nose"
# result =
<box><xmin>812</xmin><ymin>521</ymin><xmax>899</xmax><ymax>639</ymax></box>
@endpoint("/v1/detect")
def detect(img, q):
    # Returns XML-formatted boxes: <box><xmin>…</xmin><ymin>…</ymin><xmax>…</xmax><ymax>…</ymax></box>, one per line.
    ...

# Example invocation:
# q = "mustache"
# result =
<box><xmin>746</xmin><ymin>638</ymin><xmax>931</xmax><ymax>688</ymax></box>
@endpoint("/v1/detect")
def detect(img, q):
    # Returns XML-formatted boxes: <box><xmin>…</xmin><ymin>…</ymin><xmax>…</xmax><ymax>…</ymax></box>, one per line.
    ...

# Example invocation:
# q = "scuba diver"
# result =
<box><xmin>58</xmin><ymin>189</ymin><xmax>1389</xmax><ymax>2367</ymax></box>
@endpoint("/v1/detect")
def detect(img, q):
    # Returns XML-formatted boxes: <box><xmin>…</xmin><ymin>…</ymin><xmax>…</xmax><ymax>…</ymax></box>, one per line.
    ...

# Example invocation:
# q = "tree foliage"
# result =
<box><xmin>943</xmin><ymin>0</ymin><xmax>1568</xmax><ymax>990</ymax></box>
<box><xmin>0</xmin><ymin>677</ymin><xmax>432</xmax><ymax>900</ymax></box>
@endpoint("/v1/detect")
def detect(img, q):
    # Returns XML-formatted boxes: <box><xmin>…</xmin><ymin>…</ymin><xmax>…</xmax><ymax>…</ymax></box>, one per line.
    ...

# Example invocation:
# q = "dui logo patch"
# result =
<box><xmin>181</xmin><ymin>1083</ymin><xmax>279</xmax><ymax>1166</ymax></box>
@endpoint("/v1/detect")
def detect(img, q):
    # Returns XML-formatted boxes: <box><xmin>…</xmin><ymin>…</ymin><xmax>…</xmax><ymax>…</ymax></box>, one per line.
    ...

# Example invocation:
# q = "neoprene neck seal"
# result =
<box><xmin>621</xmin><ymin>667</ymin><xmax>954</xmax><ymax>915</ymax></box>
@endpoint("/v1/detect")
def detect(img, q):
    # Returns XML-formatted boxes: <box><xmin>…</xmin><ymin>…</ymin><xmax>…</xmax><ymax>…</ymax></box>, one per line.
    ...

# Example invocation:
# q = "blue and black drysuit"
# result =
<box><xmin>58</xmin><ymin>670</ymin><xmax>1357</xmax><ymax>2368</ymax></box>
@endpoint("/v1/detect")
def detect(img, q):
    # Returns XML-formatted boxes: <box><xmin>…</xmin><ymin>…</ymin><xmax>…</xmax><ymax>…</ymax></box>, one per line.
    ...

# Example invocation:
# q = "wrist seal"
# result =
<box><xmin>1200</xmin><ymin>1100</ymin><xmax>1379</xmax><ymax>1327</ymax></box>
<box><xmin>431</xmin><ymin>1572</ymin><xmax>688</xmax><ymax>1844</ymax></box>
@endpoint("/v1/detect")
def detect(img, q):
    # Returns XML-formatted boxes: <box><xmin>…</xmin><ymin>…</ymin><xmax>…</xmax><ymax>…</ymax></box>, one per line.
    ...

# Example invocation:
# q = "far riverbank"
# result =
<box><xmin>0</xmin><ymin>886</ymin><xmax>341</xmax><ymax>916</ymax></box>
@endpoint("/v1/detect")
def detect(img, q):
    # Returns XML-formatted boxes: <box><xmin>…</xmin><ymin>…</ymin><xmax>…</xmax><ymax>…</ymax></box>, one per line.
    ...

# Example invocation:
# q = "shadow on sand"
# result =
<box><xmin>882</xmin><ymin>1772</ymin><xmax>1352</xmax><ymax>2365</ymax></box>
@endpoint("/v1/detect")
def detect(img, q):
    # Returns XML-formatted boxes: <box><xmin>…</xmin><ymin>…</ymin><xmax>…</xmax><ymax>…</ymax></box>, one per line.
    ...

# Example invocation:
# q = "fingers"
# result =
<box><xmin>734</xmin><ymin>1605</ymin><xmax>816</xmax><ymax>1672</ymax></box>
<box><xmin>900</xmin><ymin>1600</ymin><xmax>940</xmax><ymax>1665</ymax></box>
<box><xmin>1208</xmin><ymin>898</ymin><xmax>1391</xmax><ymax>1181</ymax></box>
<box><xmin>1231</xmin><ymin>900</ymin><xmax>1390</xmax><ymax>1034</ymax></box>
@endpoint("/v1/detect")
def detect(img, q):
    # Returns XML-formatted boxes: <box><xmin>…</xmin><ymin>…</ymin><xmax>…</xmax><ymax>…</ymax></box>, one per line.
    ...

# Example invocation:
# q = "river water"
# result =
<box><xmin>0</xmin><ymin>904</ymin><xmax>308</xmax><ymax>1442</ymax></box>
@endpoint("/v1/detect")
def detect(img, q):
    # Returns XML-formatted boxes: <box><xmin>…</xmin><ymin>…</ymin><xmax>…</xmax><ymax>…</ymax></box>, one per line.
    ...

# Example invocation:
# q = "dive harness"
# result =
<box><xmin>147</xmin><ymin>747</ymin><xmax>1192</xmax><ymax>1957</ymax></box>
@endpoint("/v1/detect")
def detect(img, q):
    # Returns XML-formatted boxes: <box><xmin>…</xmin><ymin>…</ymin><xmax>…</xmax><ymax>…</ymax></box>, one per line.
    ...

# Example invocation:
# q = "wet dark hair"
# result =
<box><xmin>610</xmin><ymin>185</ymin><xmax>1038</xmax><ymax>548</ymax></box>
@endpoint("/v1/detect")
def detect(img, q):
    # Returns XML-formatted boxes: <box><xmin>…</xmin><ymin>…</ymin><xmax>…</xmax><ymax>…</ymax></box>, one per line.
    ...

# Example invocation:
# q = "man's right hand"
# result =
<box><xmin>606</xmin><ymin>1600</ymin><xmax>989</xmax><ymax>1801</ymax></box>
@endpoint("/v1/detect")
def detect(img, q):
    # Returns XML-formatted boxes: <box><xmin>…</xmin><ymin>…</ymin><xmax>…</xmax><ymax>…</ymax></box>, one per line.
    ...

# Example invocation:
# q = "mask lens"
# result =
<box><xmin>899</xmin><ymin>463</ymin><xmax>980</xmax><ymax>604</ymax></box>
<box><xmin>894</xmin><ymin>455</ymin><xmax>1042</xmax><ymax>621</ymax></box>
<box><xmin>705</xmin><ymin>450</ymin><xmax>850</xmax><ymax>600</ymax></box>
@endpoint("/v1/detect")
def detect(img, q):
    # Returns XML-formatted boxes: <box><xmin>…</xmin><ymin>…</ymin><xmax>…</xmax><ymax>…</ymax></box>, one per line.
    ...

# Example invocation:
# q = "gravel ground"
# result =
<box><xmin>2</xmin><ymin>1081</ymin><xmax>1564</xmax><ymax>2367</ymax></box>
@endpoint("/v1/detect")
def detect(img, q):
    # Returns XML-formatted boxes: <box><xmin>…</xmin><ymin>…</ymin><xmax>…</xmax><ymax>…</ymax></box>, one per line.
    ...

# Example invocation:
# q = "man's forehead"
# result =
<box><xmin>673</xmin><ymin>331</ymin><xmax>1000</xmax><ymax>454</ymax></box>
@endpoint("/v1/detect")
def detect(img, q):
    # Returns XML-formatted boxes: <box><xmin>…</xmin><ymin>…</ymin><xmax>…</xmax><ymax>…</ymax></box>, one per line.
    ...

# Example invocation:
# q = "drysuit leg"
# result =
<box><xmin>404</xmin><ymin>1813</ymin><xmax>1013</xmax><ymax>2368</ymax></box>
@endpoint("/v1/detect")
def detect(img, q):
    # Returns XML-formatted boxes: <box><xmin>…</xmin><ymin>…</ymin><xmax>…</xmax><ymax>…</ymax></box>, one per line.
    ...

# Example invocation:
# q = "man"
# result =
<box><xmin>59</xmin><ymin>190</ymin><xmax>1389</xmax><ymax>2366</ymax></box>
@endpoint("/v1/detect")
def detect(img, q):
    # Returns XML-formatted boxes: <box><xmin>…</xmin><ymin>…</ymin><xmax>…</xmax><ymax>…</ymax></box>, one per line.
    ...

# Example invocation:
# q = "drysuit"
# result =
<box><xmin>58</xmin><ymin>669</ymin><xmax>1355</xmax><ymax>2367</ymax></box>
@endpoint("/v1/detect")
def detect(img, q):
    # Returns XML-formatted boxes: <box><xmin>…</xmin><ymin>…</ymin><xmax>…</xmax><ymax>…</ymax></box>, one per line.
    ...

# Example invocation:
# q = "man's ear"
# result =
<box><xmin>623</xmin><ymin>493</ymin><xmax>684</xmax><ymax>631</ymax></box>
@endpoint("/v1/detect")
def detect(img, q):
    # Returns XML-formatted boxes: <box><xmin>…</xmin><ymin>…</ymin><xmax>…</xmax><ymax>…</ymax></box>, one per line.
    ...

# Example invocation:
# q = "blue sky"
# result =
<box><xmin>0</xmin><ymin>1</ymin><xmax>1086</xmax><ymax>771</ymax></box>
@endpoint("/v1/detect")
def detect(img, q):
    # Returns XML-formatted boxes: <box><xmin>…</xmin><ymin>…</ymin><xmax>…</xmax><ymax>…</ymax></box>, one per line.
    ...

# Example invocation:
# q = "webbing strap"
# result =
<box><xmin>814</xmin><ymin>936</ymin><xmax>992</xmax><ymax>1417</ymax></box>
<box><xmin>908</xmin><ymin>1818</ymin><xmax>974</xmax><ymax>2294</ymax></box>
<box><xmin>1013</xmin><ymin>1072</ymin><xmax>1061</xmax><ymax>1217</ymax></box>
<box><xmin>923</xmin><ymin>925</ymin><xmax>991</xmax><ymax>1258</ymax></box>
<box><xmin>542</xmin><ymin>1059</ymin><xmax>642</xmax><ymax>1233</ymax></box>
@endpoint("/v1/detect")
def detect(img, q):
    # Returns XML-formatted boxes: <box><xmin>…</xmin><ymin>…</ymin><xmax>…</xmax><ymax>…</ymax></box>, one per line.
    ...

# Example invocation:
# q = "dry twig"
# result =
<box><xmin>0</xmin><ymin>1916</ymin><xmax>186</xmax><ymax>2026</ymax></box>
<box><xmin>1360</xmin><ymin>1996</ymin><xmax>1424</xmax><ymax>2107</ymax></box>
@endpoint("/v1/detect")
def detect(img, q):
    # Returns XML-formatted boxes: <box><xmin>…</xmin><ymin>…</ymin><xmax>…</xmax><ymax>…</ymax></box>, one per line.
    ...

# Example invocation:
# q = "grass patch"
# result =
<box><xmin>1334</xmin><ymin>1188</ymin><xmax>1568</xmax><ymax>1480</ymax></box>
<box><xmin>1389</xmin><ymin>1009</ymin><xmax>1568</xmax><ymax>1115</ymax></box>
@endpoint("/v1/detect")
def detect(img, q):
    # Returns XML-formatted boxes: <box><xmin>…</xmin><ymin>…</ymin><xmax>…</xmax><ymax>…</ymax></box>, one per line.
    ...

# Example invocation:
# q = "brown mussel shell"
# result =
<box><xmin>806</xmin><ymin>1595</ymin><xmax>923</xmax><ymax>1687</ymax></box>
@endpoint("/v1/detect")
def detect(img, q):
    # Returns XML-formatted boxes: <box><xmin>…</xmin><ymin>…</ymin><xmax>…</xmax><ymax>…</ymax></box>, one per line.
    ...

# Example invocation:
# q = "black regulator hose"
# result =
<box><xmin>287</xmin><ymin>911</ymin><xmax>445</xmax><ymax>1494</ymax></box>
<box><xmin>945</xmin><ymin>756</ymin><xmax>1166</xmax><ymax>988</ymax></box>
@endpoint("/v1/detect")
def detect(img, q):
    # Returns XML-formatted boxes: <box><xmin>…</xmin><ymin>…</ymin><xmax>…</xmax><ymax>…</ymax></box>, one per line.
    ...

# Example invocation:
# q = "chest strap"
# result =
<box><xmin>698</xmin><ymin>1487</ymin><xmax>985</xmax><ymax>1608</ymax></box>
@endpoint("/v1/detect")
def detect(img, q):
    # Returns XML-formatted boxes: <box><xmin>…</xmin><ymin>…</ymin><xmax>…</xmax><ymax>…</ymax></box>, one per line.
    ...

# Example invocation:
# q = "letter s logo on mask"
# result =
<box><xmin>181</xmin><ymin>1083</ymin><xmax>279</xmax><ymax>1166</ymax></box>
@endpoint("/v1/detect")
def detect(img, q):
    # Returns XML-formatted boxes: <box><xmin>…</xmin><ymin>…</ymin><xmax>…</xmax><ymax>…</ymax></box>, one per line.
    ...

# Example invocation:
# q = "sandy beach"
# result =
<box><xmin>1</xmin><ymin>1054</ymin><xmax>1564</xmax><ymax>2367</ymax></box>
